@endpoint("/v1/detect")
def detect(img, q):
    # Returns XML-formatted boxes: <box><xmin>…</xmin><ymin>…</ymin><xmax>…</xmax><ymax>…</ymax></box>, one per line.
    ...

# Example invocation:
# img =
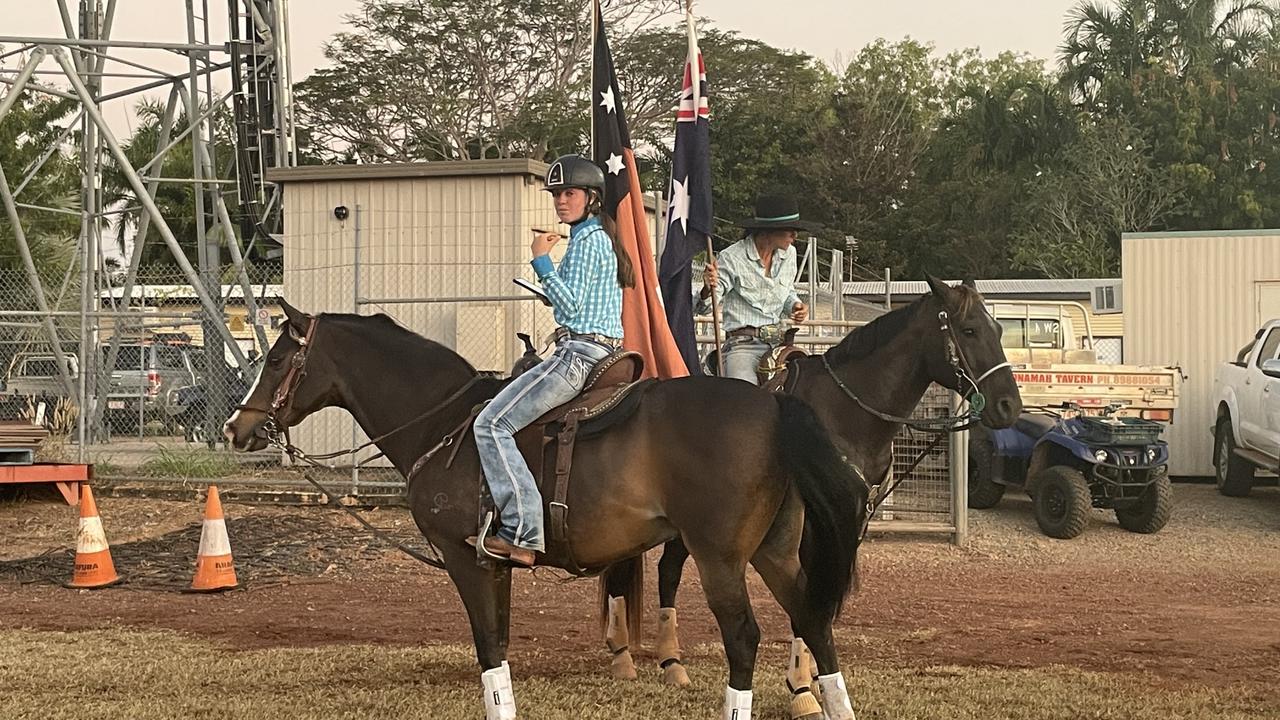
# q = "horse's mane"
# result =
<box><xmin>319</xmin><ymin>312</ymin><xmax>479</xmax><ymax>375</ymax></box>
<box><xmin>825</xmin><ymin>302</ymin><xmax>920</xmax><ymax>365</ymax></box>
<box><xmin>825</xmin><ymin>284</ymin><xmax>981</xmax><ymax>365</ymax></box>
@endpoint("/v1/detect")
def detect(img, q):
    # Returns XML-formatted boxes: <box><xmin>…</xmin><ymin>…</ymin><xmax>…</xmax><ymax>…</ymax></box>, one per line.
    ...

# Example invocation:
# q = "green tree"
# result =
<box><xmin>857</xmin><ymin>48</ymin><xmax>1074</xmax><ymax>277</ymax></box>
<box><xmin>1058</xmin><ymin>0</ymin><xmax>1274</xmax><ymax>108</ymax></box>
<box><xmin>1011</xmin><ymin>119</ymin><xmax>1185</xmax><ymax>277</ymax></box>
<box><xmin>0</xmin><ymin>93</ymin><xmax>80</xmax><ymax>288</ymax></box>
<box><xmin>295</xmin><ymin>0</ymin><xmax>680</xmax><ymax>164</ymax></box>
<box><xmin>1060</xmin><ymin>0</ymin><xmax>1279</xmax><ymax>230</ymax></box>
<box><xmin>100</xmin><ymin>99</ymin><xmax>242</xmax><ymax>268</ymax></box>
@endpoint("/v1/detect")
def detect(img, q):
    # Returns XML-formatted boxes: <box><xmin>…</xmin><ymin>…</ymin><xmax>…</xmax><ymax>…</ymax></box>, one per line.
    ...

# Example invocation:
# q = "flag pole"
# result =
<box><xmin>707</xmin><ymin>239</ymin><xmax>724</xmax><ymax>377</ymax></box>
<box><xmin>686</xmin><ymin>0</ymin><xmax>724</xmax><ymax>376</ymax></box>
<box><xmin>590</xmin><ymin>0</ymin><xmax>598</xmax><ymax>156</ymax></box>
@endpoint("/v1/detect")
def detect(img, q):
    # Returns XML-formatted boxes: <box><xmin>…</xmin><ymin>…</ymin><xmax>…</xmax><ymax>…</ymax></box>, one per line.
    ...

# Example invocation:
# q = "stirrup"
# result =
<box><xmin>474</xmin><ymin>511</ymin><xmax>506</xmax><ymax>563</ymax></box>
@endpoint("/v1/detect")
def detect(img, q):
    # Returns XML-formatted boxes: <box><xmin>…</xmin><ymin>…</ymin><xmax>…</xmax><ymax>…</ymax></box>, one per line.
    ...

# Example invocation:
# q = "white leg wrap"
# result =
<box><xmin>817</xmin><ymin>672</ymin><xmax>856</xmax><ymax>720</ymax></box>
<box><xmin>723</xmin><ymin>686</ymin><xmax>753</xmax><ymax>720</ymax></box>
<box><xmin>482</xmin><ymin>662</ymin><xmax>517</xmax><ymax>720</ymax></box>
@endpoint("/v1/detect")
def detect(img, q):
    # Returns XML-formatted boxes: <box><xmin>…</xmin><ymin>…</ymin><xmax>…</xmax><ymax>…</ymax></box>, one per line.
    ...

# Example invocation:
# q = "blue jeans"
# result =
<box><xmin>722</xmin><ymin>337</ymin><xmax>770</xmax><ymax>385</ymax></box>
<box><xmin>473</xmin><ymin>339</ymin><xmax>612</xmax><ymax>552</ymax></box>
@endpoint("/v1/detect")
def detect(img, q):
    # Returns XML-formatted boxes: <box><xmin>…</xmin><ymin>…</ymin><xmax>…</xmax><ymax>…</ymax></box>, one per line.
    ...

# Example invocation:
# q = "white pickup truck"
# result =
<box><xmin>1212</xmin><ymin>319</ymin><xmax>1280</xmax><ymax>495</ymax></box>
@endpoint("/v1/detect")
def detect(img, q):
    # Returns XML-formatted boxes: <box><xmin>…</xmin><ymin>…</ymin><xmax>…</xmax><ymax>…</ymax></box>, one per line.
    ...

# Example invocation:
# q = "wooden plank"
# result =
<box><xmin>0</xmin><ymin>463</ymin><xmax>93</xmax><ymax>483</ymax></box>
<box><xmin>54</xmin><ymin>481</ymin><xmax>80</xmax><ymax>506</ymax></box>
<box><xmin>266</xmin><ymin>158</ymin><xmax>549</xmax><ymax>184</ymax></box>
<box><xmin>866</xmin><ymin>521</ymin><xmax>955</xmax><ymax>534</ymax></box>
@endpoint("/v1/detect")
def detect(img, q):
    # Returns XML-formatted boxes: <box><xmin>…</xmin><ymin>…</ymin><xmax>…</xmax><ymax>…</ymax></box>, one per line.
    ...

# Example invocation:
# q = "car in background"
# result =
<box><xmin>1212</xmin><ymin>319</ymin><xmax>1280</xmax><ymax>496</ymax></box>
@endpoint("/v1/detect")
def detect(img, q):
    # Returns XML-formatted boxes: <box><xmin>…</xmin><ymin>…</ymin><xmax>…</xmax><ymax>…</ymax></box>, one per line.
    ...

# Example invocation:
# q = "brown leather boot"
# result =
<box><xmin>466</xmin><ymin>535</ymin><xmax>536</xmax><ymax>567</ymax></box>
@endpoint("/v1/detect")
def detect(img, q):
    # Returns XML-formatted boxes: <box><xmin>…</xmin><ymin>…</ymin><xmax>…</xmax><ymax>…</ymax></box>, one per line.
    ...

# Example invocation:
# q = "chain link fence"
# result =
<box><xmin>0</xmin><ymin>263</ymin><xmax>284</xmax><ymax>477</ymax></box>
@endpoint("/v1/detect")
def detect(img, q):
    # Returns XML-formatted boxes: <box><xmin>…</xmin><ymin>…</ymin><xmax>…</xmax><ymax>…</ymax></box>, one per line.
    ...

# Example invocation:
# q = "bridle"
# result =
<box><xmin>233</xmin><ymin>314</ymin><xmax>482</xmax><ymax>466</ymax></box>
<box><xmin>814</xmin><ymin>302</ymin><xmax>1014</xmax><ymax>540</ymax></box>
<box><xmin>820</xmin><ymin>305</ymin><xmax>1011</xmax><ymax>434</ymax></box>
<box><xmin>938</xmin><ymin>308</ymin><xmax>1013</xmax><ymax>417</ymax></box>
<box><xmin>226</xmin><ymin>312</ymin><xmax>483</xmax><ymax>572</ymax></box>
<box><xmin>234</xmin><ymin>314</ymin><xmax>319</xmax><ymax>442</ymax></box>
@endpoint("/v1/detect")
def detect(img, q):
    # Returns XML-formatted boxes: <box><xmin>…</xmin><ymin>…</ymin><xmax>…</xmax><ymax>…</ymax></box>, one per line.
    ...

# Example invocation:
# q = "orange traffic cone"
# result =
<box><xmin>66</xmin><ymin>485</ymin><xmax>121</xmax><ymax>589</ymax></box>
<box><xmin>188</xmin><ymin>485</ymin><xmax>238</xmax><ymax>592</ymax></box>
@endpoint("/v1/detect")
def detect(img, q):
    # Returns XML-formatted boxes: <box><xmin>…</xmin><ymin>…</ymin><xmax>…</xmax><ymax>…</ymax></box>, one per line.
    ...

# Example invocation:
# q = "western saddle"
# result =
<box><xmin>705</xmin><ymin>326</ymin><xmax>808</xmax><ymax>388</ymax></box>
<box><xmin>476</xmin><ymin>343</ymin><xmax>651</xmax><ymax>572</ymax></box>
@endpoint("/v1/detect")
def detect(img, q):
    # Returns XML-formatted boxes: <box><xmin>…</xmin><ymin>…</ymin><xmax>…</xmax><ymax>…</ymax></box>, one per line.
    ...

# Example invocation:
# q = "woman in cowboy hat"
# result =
<box><xmin>697</xmin><ymin>193</ymin><xmax>818</xmax><ymax>384</ymax></box>
<box><xmin>468</xmin><ymin>154</ymin><xmax>635</xmax><ymax>567</ymax></box>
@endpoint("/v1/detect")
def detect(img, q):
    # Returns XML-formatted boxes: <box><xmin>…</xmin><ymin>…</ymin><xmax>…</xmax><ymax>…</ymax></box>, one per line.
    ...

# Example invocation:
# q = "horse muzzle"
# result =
<box><xmin>224</xmin><ymin>409</ymin><xmax>271</xmax><ymax>452</ymax></box>
<box><xmin>982</xmin><ymin>394</ymin><xmax>1021</xmax><ymax>429</ymax></box>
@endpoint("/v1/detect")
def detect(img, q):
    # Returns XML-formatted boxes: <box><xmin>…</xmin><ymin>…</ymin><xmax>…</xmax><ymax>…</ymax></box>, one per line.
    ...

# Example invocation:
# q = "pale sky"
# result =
<box><xmin>3</xmin><ymin>1</ymin><xmax>1083</xmax><ymax>135</ymax></box>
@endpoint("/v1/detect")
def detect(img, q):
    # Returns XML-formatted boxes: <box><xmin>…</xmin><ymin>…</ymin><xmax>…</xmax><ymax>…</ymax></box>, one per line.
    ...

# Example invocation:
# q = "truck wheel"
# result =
<box><xmin>1115</xmin><ymin>470</ymin><xmax>1173</xmax><ymax>533</ymax></box>
<box><xmin>1214</xmin><ymin>419</ymin><xmax>1254</xmax><ymax>497</ymax></box>
<box><xmin>1032</xmin><ymin>465</ymin><xmax>1092</xmax><ymax>539</ymax></box>
<box><xmin>967</xmin><ymin>436</ymin><xmax>1005</xmax><ymax>509</ymax></box>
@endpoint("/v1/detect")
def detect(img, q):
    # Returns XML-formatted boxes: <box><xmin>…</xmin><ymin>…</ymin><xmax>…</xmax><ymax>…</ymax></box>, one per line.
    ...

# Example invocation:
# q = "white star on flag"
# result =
<box><xmin>599</xmin><ymin>86</ymin><xmax>617</xmax><ymax>114</ymax></box>
<box><xmin>606</xmin><ymin>153</ymin><xmax>625</xmax><ymax>175</ymax></box>
<box><xmin>668</xmin><ymin>176</ymin><xmax>690</xmax><ymax>233</ymax></box>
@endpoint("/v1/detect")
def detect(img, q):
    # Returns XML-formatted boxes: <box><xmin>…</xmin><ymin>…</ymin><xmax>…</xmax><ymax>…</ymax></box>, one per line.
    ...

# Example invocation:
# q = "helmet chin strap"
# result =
<box><xmin>571</xmin><ymin>190</ymin><xmax>602</xmax><ymax>225</ymax></box>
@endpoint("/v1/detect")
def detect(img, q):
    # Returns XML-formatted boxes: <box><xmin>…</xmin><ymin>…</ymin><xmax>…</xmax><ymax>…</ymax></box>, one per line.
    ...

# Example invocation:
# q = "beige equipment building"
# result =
<box><xmin>1123</xmin><ymin>229</ymin><xmax>1280</xmax><ymax>476</ymax></box>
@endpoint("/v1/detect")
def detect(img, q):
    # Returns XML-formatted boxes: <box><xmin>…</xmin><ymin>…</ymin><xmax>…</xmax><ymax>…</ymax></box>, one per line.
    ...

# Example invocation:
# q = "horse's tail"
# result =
<box><xmin>775</xmin><ymin>393</ymin><xmax>869</xmax><ymax>618</ymax></box>
<box><xmin>597</xmin><ymin>557</ymin><xmax>644</xmax><ymax>642</ymax></box>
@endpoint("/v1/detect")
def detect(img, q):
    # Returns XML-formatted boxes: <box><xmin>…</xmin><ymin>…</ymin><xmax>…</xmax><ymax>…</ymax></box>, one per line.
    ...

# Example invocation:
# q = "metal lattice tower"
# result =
<box><xmin>0</xmin><ymin>0</ymin><xmax>295</xmax><ymax>451</ymax></box>
<box><xmin>228</xmin><ymin>0</ymin><xmax>295</xmax><ymax>247</ymax></box>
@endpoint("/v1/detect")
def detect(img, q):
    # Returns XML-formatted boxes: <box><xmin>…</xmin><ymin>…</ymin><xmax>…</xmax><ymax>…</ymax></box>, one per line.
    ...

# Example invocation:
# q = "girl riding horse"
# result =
<box><xmin>469</xmin><ymin>154</ymin><xmax>634</xmax><ymax>566</ymax></box>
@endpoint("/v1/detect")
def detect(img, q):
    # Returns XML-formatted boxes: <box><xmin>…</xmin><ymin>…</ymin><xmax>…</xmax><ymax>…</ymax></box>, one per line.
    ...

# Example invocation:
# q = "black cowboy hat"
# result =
<box><xmin>737</xmin><ymin>194</ymin><xmax>822</xmax><ymax>233</ymax></box>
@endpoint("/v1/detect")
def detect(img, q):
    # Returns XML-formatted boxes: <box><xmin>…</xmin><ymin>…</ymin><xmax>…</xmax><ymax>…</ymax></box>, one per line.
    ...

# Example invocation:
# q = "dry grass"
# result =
<box><xmin>1</xmin><ymin>628</ymin><xmax>1276</xmax><ymax>720</ymax></box>
<box><xmin>20</xmin><ymin>396</ymin><xmax>78</xmax><ymax>462</ymax></box>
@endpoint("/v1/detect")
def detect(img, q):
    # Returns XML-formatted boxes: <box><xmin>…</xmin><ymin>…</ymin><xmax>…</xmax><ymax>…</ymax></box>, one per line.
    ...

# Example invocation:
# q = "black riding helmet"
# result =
<box><xmin>544</xmin><ymin>154</ymin><xmax>606</xmax><ymax>194</ymax></box>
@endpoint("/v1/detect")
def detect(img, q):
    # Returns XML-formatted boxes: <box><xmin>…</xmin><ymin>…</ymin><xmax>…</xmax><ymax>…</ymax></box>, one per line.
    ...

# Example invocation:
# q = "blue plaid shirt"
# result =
<box><xmin>695</xmin><ymin>236</ymin><xmax>801</xmax><ymax>331</ymax></box>
<box><xmin>530</xmin><ymin>216</ymin><xmax>624</xmax><ymax>339</ymax></box>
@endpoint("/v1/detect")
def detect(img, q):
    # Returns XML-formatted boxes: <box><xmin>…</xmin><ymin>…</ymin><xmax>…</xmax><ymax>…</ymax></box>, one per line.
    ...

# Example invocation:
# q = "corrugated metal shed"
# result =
<box><xmin>1122</xmin><ymin>229</ymin><xmax>1280</xmax><ymax>476</ymax></box>
<box><xmin>842</xmin><ymin>278</ymin><xmax>1115</xmax><ymax>296</ymax></box>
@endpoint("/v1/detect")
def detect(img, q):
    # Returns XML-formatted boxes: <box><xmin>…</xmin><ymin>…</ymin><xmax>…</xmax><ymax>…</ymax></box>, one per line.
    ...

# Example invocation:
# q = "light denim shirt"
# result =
<box><xmin>530</xmin><ymin>216</ymin><xmax>624</xmax><ymax>339</ymax></box>
<box><xmin>695</xmin><ymin>236</ymin><xmax>801</xmax><ymax>331</ymax></box>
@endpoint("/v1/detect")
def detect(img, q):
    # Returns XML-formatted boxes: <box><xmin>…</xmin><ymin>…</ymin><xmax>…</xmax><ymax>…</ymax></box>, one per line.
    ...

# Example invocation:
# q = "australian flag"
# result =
<box><xmin>657</xmin><ymin>8</ymin><xmax>712</xmax><ymax>376</ymax></box>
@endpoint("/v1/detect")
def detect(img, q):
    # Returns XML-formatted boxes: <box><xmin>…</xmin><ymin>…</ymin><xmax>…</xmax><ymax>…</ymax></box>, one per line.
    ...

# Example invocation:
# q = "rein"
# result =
<box><xmin>239</xmin><ymin>314</ymin><xmax>484</xmax><ymax>463</ymax></box>
<box><xmin>819</xmin><ymin>307</ymin><xmax>1010</xmax><ymax>434</ymax></box>
<box><xmin>241</xmin><ymin>314</ymin><xmax>491</xmax><ymax>570</ymax></box>
<box><xmin>811</xmin><ymin>304</ymin><xmax>1013</xmax><ymax>535</ymax></box>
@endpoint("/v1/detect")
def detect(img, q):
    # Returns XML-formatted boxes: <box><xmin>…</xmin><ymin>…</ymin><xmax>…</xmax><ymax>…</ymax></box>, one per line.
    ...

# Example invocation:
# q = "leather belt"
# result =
<box><xmin>728</xmin><ymin>325</ymin><xmax>781</xmax><ymax>341</ymax></box>
<box><xmin>554</xmin><ymin>326</ymin><xmax>622</xmax><ymax>349</ymax></box>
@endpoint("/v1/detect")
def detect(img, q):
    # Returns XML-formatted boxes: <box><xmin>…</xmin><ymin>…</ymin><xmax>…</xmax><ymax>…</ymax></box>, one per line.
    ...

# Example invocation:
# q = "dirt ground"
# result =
<box><xmin>2</xmin><ymin>482</ymin><xmax>1279</xmax><ymax>699</ymax></box>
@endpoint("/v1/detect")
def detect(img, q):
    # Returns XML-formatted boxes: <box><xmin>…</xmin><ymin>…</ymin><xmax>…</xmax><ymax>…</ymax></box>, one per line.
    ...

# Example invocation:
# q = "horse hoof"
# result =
<box><xmin>661</xmin><ymin>660</ymin><xmax>691</xmax><ymax>687</ymax></box>
<box><xmin>789</xmin><ymin>690</ymin><xmax>824</xmax><ymax>720</ymax></box>
<box><xmin>610</xmin><ymin>650</ymin><xmax>638</xmax><ymax>680</ymax></box>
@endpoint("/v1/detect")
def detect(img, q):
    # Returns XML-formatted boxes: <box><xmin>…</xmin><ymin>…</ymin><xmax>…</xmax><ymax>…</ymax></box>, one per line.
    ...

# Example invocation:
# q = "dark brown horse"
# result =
<box><xmin>224</xmin><ymin>301</ymin><xmax>869</xmax><ymax>720</ymax></box>
<box><xmin>601</xmin><ymin>276</ymin><xmax>1023</xmax><ymax>695</ymax></box>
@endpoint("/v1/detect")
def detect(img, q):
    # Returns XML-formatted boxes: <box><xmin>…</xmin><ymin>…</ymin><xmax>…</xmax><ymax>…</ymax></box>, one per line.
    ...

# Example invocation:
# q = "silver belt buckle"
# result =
<box><xmin>758</xmin><ymin>324</ymin><xmax>783</xmax><ymax>345</ymax></box>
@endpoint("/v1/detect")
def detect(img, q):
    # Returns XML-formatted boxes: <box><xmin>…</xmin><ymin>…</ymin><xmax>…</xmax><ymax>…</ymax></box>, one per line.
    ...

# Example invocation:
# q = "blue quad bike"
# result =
<box><xmin>967</xmin><ymin>403</ymin><xmax>1172</xmax><ymax>539</ymax></box>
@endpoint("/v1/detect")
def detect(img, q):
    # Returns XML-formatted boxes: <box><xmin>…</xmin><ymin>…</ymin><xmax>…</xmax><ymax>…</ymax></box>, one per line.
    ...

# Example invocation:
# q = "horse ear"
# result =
<box><xmin>961</xmin><ymin>278</ymin><xmax>977</xmax><ymax>290</ymax></box>
<box><xmin>925</xmin><ymin>273</ymin><xmax>952</xmax><ymax>299</ymax></box>
<box><xmin>279</xmin><ymin>299</ymin><xmax>310</xmax><ymax>332</ymax></box>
